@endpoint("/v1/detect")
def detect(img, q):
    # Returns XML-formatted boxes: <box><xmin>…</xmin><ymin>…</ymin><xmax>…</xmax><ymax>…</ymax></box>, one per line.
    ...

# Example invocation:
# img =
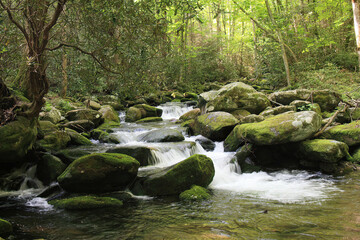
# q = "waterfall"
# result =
<box><xmin>157</xmin><ymin>102</ymin><xmax>194</xmax><ymax>120</ymax></box>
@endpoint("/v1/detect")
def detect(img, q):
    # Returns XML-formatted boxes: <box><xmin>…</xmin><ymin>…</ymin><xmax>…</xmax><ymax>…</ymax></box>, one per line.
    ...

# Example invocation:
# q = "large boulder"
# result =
<box><xmin>57</xmin><ymin>153</ymin><xmax>139</xmax><ymax>193</ymax></box>
<box><xmin>224</xmin><ymin>111</ymin><xmax>322</xmax><ymax>151</ymax></box>
<box><xmin>269</xmin><ymin>89</ymin><xmax>342</xmax><ymax>112</ymax></box>
<box><xmin>319</xmin><ymin>120</ymin><xmax>360</xmax><ymax>147</ymax></box>
<box><xmin>125</xmin><ymin>104</ymin><xmax>163</xmax><ymax>122</ymax></box>
<box><xmin>190</xmin><ymin>112</ymin><xmax>239</xmax><ymax>141</ymax></box>
<box><xmin>65</xmin><ymin>109</ymin><xmax>103</xmax><ymax>127</ymax></box>
<box><xmin>199</xmin><ymin>82</ymin><xmax>271</xmax><ymax>114</ymax></box>
<box><xmin>37</xmin><ymin>123</ymin><xmax>71</xmax><ymax>152</ymax></box>
<box><xmin>65</xmin><ymin>128</ymin><xmax>93</xmax><ymax>146</ymax></box>
<box><xmin>0</xmin><ymin>117</ymin><xmax>37</xmax><ymax>163</ymax></box>
<box><xmin>140</xmin><ymin>154</ymin><xmax>215</xmax><ymax>196</ymax></box>
<box><xmin>99</xmin><ymin>105</ymin><xmax>120</xmax><ymax>123</ymax></box>
<box><xmin>179</xmin><ymin>108</ymin><xmax>201</xmax><ymax>122</ymax></box>
<box><xmin>259</xmin><ymin>105</ymin><xmax>296</xmax><ymax>117</ymax></box>
<box><xmin>137</xmin><ymin>129</ymin><xmax>185</xmax><ymax>143</ymax></box>
<box><xmin>63</xmin><ymin>120</ymin><xmax>95</xmax><ymax>132</ymax></box>
<box><xmin>39</xmin><ymin>107</ymin><xmax>62</xmax><ymax>124</ymax></box>
<box><xmin>84</xmin><ymin>100</ymin><xmax>101</xmax><ymax>110</ymax></box>
<box><xmin>49</xmin><ymin>196</ymin><xmax>123</xmax><ymax>210</ymax></box>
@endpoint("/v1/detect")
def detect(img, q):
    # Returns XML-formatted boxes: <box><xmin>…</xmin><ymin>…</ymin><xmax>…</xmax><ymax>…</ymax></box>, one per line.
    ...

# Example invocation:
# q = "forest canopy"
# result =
<box><xmin>0</xmin><ymin>0</ymin><xmax>359</xmax><ymax>115</ymax></box>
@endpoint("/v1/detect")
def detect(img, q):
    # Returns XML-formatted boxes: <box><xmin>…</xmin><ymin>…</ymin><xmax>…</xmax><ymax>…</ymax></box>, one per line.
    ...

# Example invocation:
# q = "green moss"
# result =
<box><xmin>125</xmin><ymin>107</ymin><xmax>142</xmax><ymax>122</ymax></box>
<box><xmin>0</xmin><ymin>218</ymin><xmax>12</xmax><ymax>238</ymax></box>
<box><xmin>179</xmin><ymin>185</ymin><xmax>210</xmax><ymax>201</ymax></box>
<box><xmin>320</xmin><ymin>120</ymin><xmax>360</xmax><ymax>146</ymax></box>
<box><xmin>38</xmin><ymin>130</ymin><xmax>71</xmax><ymax>151</ymax></box>
<box><xmin>143</xmin><ymin>154</ymin><xmax>215</xmax><ymax>196</ymax></box>
<box><xmin>136</xmin><ymin>117</ymin><xmax>163</xmax><ymax>123</ymax></box>
<box><xmin>0</xmin><ymin>117</ymin><xmax>38</xmax><ymax>163</ymax></box>
<box><xmin>66</xmin><ymin>128</ymin><xmax>93</xmax><ymax>146</ymax></box>
<box><xmin>298</xmin><ymin>139</ymin><xmax>349</xmax><ymax>163</ymax></box>
<box><xmin>181</xmin><ymin>119</ymin><xmax>194</xmax><ymax>128</ymax></box>
<box><xmin>224</xmin><ymin>111</ymin><xmax>322</xmax><ymax>151</ymax></box>
<box><xmin>57</xmin><ymin>153</ymin><xmax>139</xmax><ymax>193</ymax></box>
<box><xmin>49</xmin><ymin>196</ymin><xmax>123</xmax><ymax>210</ymax></box>
<box><xmin>99</xmin><ymin>105</ymin><xmax>120</xmax><ymax>123</ymax></box>
<box><xmin>351</xmin><ymin>147</ymin><xmax>360</xmax><ymax>163</ymax></box>
<box><xmin>97</xmin><ymin>121</ymin><xmax>121</xmax><ymax>133</ymax></box>
<box><xmin>180</xmin><ymin>108</ymin><xmax>201</xmax><ymax>121</ymax></box>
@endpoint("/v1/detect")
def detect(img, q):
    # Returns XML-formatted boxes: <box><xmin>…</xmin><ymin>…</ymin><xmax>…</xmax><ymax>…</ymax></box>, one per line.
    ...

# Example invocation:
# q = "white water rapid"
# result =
<box><xmin>113</xmin><ymin>102</ymin><xmax>338</xmax><ymax>203</ymax></box>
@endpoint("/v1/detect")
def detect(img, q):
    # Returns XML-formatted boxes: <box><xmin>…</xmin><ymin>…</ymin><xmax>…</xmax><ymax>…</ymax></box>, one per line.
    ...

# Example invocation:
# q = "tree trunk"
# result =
<box><xmin>352</xmin><ymin>0</ymin><xmax>360</xmax><ymax>70</ymax></box>
<box><xmin>61</xmin><ymin>52</ymin><xmax>68</xmax><ymax>98</ymax></box>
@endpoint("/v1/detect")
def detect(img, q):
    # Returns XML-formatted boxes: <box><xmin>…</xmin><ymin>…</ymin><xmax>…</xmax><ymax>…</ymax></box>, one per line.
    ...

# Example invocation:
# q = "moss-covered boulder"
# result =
<box><xmin>49</xmin><ymin>196</ymin><xmax>123</xmax><ymax>210</ymax></box>
<box><xmin>195</xmin><ymin>136</ymin><xmax>216</xmax><ymax>151</ymax></box>
<box><xmin>65</xmin><ymin>128</ymin><xmax>93</xmax><ymax>146</ymax></box>
<box><xmin>352</xmin><ymin>147</ymin><xmax>360</xmax><ymax>162</ymax></box>
<box><xmin>179</xmin><ymin>185</ymin><xmax>211</xmax><ymax>201</ymax></box>
<box><xmin>99</xmin><ymin>105</ymin><xmax>120</xmax><ymax>123</ymax></box>
<box><xmin>136</xmin><ymin>117</ymin><xmax>163</xmax><ymax>123</ymax></box>
<box><xmin>58</xmin><ymin>153</ymin><xmax>139</xmax><ymax>193</ymax></box>
<box><xmin>65</xmin><ymin>109</ymin><xmax>103</xmax><ymax>127</ymax></box>
<box><xmin>290</xmin><ymin>100</ymin><xmax>321</xmax><ymax>115</ymax></box>
<box><xmin>336</xmin><ymin>107</ymin><xmax>360</xmax><ymax>123</ymax></box>
<box><xmin>224</xmin><ymin>111</ymin><xmax>322</xmax><ymax>151</ymax></box>
<box><xmin>39</xmin><ymin>107</ymin><xmax>62</xmax><ymax>124</ymax></box>
<box><xmin>319</xmin><ymin>120</ymin><xmax>360</xmax><ymax>147</ymax></box>
<box><xmin>106</xmin><ymin>146</ymin><xmax>153</xmax><ymax>166</ymax></box>
<box><xmin>142</xmin><ymin>154</ymin><xmax>215</xmax><ymax>196</ymax></box>
<box><xmin>37</xmin><ymin>153</ymin><xmax>67</xmax><ymax>184</ymax></box>
<box><xmin>125</xmin><ymin>104</ymin><xmax>163</xmax><ymax>122</ymax></box>
<box><xmin>84</xmin><ymin>100</ymin><xmax>101</xmax><ymax>110</ymax></box>
<box><xmin>96</xmin><ymin>121</ymin><xmax>121</xmax><ymax>133</ymax></box>
<box><xmin>259</xmin><ymin>105</ymin><xmax>296</xmax><ymax>117</ymax></box>
<box><xmin>63</xmin><ymin>120</ymin><xmax>95</xmax><ymax>132</ymax></box>
<box><xmin>190</xmin><ymin>111</ymin><xmax>239</xmax><ymax>141</ymax></box>
<box><xmin>55</xmin><ymin>147</ymin><xmax>98</xmax><ymax>164</ymax></box>
<box><xmin>234</xmin><ymin>143</ymin><xmax>261</xmax><ymax>173</ymax></box>
<box><xmin>138</xmin><ymin>129</ymin><xmax>184</xmax><ymax>143</ymax></box>
<box><xmin>38</xmin><ymin>130</ymin><xmax>71</xmax><ymax>152</ymax></box>
<box><xmin>0</xmin><ymin>218</ymin><xmax>12</xmax><ymax>238</ymax></box>
<box><xmin>0</xmin><ymin>117</ymin><xmax>37</xmax><ymax>163</ymax></box>
<box><xmin>269</xmin><ymin>89</ymin><xmax>341</xmax><ymax>112</ymax></box>
<box><xmin>180</xmin><ymin>108</ymin><xmax>201</xmax><ymax>121</ymax></box>
<box><xmin>199</xmin><ymin>82</ymin><xmax>271</xmax><ymax>114</ymax></box>
<box><xmin>297</xmin><ymin>139</ymin><xmax>349</xmax><ymax>164</ymax></box>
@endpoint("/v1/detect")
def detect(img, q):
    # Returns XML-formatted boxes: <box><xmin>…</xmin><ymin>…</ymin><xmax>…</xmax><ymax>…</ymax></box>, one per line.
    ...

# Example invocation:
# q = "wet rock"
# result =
<box><xmin>179</xmin><ymin>185</ymin><xmax>210</xmax><ymax>201</ymax></box>
<box><xmin>96</xmin><ymin>121</ymin><xmax>121</xmax><ymax>133</ymax></box>
<box><xmin>136</xmin><ymin>117</ymin><xmax>163</xmax><ymax>123</ymax></box>
<box><xmin>37</xmin><ymin>153</ymin><xmax>67</xmax><ymax>185</ymax></box>
<box><xmin>49</xmin><ymin>196</ymin><xmax>123</xmax><ymax>210</ymax></box>
<box><xmin>190</xmin><ymin>111</ymin><xmax>239</xmax><ymax>141</ymax></box>
<box><xmin>65</xmin><ymin>128</ymin><xmax>93</xmax><ymax>146</ymax></box>
<box><xmin>0</xmin><ymin>117</ymin><xmax>37</xmax><ymax>163</ymax></box>
<box><xmin>65</xmin><ymin>109</ymin><xmax>103</xmax><ymax>127</ymax></box>
<box><xmin>141</xmin><ymin>154</ymin><xmax>215</xmax><ymax>196</ymax></box>
<box><xmin>195</xmin><ymin>136</ymin><xmax>215</xmax><ymax>151</ymax></box>
<box><xmin>58</xmin><ymin>153</ymin><xmax>139</xmax><ymax>193</ymax></box>
<box><xmin>234</xmin><ymin>143</ymin><xmax>261</xmax><ymax>173</ymax></box>
<box><xmin>224</xmin><ymin>111</ymin><xmax>322</xmax><ymax>151</ymax></box>
<box><xmin>99</xmin><ymin>105</ymin><xmax>120</xmax><ymax>123</ymax></box>
<box><xmin>179</xmin><ymin>108</ymin><xmax>201</xmax><ymax>121</ymax></box>
<box><xmin>319</xmin><ymin>120</ymin><xmax>360</xmax><ymax>146</ymax></box>
<box><xmin>125</xmin><ymin>104</ymin><xmax>163</xmax><ymax>122</ymax></box>
<box><xmin>138</xmin><ymin>129</ymin><xmax>185</xmax><ymax>143</ymax></box>
<box><xmin>199</xmin><ymin>82</ymin><xmax>271</xmax><ymax>114</ymax></box>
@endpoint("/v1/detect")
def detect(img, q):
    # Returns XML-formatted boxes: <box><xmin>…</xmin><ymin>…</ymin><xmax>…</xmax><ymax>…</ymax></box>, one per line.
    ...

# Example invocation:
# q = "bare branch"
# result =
<box><xmin>46</xmin><ymin>43</ymin><xmax>123</xmax><ymax>75</ymax></box>
<box><xmin>0</xmin><ymin>0</ymin><xmax>29</xmax><ymax>43</ymax></box>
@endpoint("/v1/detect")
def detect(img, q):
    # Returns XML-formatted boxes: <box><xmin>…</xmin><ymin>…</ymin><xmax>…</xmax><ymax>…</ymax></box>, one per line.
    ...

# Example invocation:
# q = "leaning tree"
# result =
<box><xmin>0</xmin><ymin>0</ymin><xmax>67</xmax><ymax>118</ymax></box>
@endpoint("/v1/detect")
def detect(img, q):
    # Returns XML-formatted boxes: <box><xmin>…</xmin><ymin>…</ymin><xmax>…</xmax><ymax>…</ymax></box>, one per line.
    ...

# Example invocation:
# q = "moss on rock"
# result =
<box><xmin>136</xmin><ymin>117</ymin><xmax>163</xmax><ymax>123</ymax></box>
<box><xmin>190</xmin><ymin>111</ymin><xmax>239</xmax><ymax>141</ymax></box>
<box><xmin>179</xmin><ymin>185</ymin><xmax>211</xmax><ymax>201</ymax></box>
<box><xmin>143</xmin><ymin>154</ymin><xmax>215</xmax><ymax>196</ymax></box>
<box><xmin>0</xmin><ymin>117</ymin><xmax>37</xmax><ymax>163</ymax></box>
<box><xmin>49</xmin><ymin>196</ymin><xmax>123</xmax><ymax>210</ymax></box>
<box><xmin>319</xmin><ymin>120</ymin><xmax>360</xmax><ymax>147</ymax></box>
<box><xmin>224</xmin><ymin>111</ymin><xmax>322</xmax><ymax>151</ymax></box>
<box><xmin>138</xmin><ymin>129</ymin><xmax>184</xmax><ymax>142</ymax></box>
<box><xmin>179</xmin><ymin>108</ymin><xmax>201</xmax><ymax>122</ymax></box>
<box><xmin>58</xmin><ymin>153</ymin><xmax>139</xmax><ymax>193</ymax></box>
<box><xmin>37</xmin><ymin>153</ymin><xmax>67</xmax><ymax>184</ymax></box>
<box><xmin>65</xmin><ymin>128</ymin><xmax>93</xmax><ymax>146</ymax></box>
<box><xmin>0</xmin><ymin>218</ymin><xmax>12</xmax><ymax>238</ymax></box>
<box><xmin>99</xmin><ymin>105</ymin><xmax>120</xmax><ymax>123</ymax></box>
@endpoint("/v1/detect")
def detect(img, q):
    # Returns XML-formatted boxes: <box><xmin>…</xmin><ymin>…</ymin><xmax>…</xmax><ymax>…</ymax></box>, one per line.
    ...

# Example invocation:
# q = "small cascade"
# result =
<box><xmin>119</xmin><ymin>111</ymin><xmax>126</xmax><ymax>123</ymax></box>
<box><xmin>158</xmin><ymin>102</ymin><xmax>194</xmax><ymax>120</ymax></box>
<box><xmin>20</xmin><ymin>165</ymin><xmax>44</xmax><ymax>191</ymax></box>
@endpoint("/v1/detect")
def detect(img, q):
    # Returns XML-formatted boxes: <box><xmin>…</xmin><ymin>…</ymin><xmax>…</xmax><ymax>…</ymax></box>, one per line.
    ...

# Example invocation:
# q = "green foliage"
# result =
<box><xmin>58</xmin><ymin>100</ymin><xmax>74</xmax><ymax>113</ymax></box>
<box><xmin>297</xmin><ymin>103</ymin><xmax>316</xmax><ymax>112</ymax></box>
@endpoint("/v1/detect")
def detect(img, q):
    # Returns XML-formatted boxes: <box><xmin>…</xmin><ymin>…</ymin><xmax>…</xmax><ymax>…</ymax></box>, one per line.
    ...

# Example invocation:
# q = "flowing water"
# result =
<box><xmin>1</xmin><ymin>102</ymin><xmax>360</xmax><ymax>239</ymax></box>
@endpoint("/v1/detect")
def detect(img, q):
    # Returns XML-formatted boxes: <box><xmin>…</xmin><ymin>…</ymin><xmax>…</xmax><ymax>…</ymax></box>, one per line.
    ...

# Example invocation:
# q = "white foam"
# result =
<box><xmin>158</xmin><ymin>102</ymin><xmax>194</xmax><ymax>120</ymax></box>
<box><xmin>25</xmin><ymin>197</ymin><xmax>54</xmax><ymax>211</ymax></box>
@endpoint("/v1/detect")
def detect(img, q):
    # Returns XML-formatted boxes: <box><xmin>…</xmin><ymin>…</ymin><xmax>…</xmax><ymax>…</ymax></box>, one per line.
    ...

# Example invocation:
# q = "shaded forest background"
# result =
<box><xmin>1</xmin><ymin>0</ymin><xmax>359</xmax><ymax>103</ymax></box>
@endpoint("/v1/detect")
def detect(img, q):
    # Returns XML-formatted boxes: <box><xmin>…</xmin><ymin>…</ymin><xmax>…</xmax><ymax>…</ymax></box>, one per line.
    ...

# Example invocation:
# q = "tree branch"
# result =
<box><xmin>41</xmin><ymin>0</ymin><xmax>67</xmax><ymax>51</ymax></box>
<box><xmin>46</xmin><ymin>43</ymin><xmax>123</xmax><ymax>75</ymax></box>
<box><xmin>0</xmin><ymin>0</ymin><xmax>29</xmax><ymax>43</ymax></box>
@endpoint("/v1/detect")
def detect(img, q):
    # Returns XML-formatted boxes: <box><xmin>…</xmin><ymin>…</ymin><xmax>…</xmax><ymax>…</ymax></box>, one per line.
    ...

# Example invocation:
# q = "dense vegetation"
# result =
<box><xmin>1</xmin><ymin>0</ymin><xmax>360</xmax><ymax>115</ymax></box>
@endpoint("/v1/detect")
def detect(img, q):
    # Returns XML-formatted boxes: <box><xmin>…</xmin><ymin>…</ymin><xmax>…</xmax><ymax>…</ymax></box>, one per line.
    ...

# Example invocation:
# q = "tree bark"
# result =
<box><xmin>352</xmin><ymin>0</ymin><xmax>360</xmax><ymax>70</ymax></box>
